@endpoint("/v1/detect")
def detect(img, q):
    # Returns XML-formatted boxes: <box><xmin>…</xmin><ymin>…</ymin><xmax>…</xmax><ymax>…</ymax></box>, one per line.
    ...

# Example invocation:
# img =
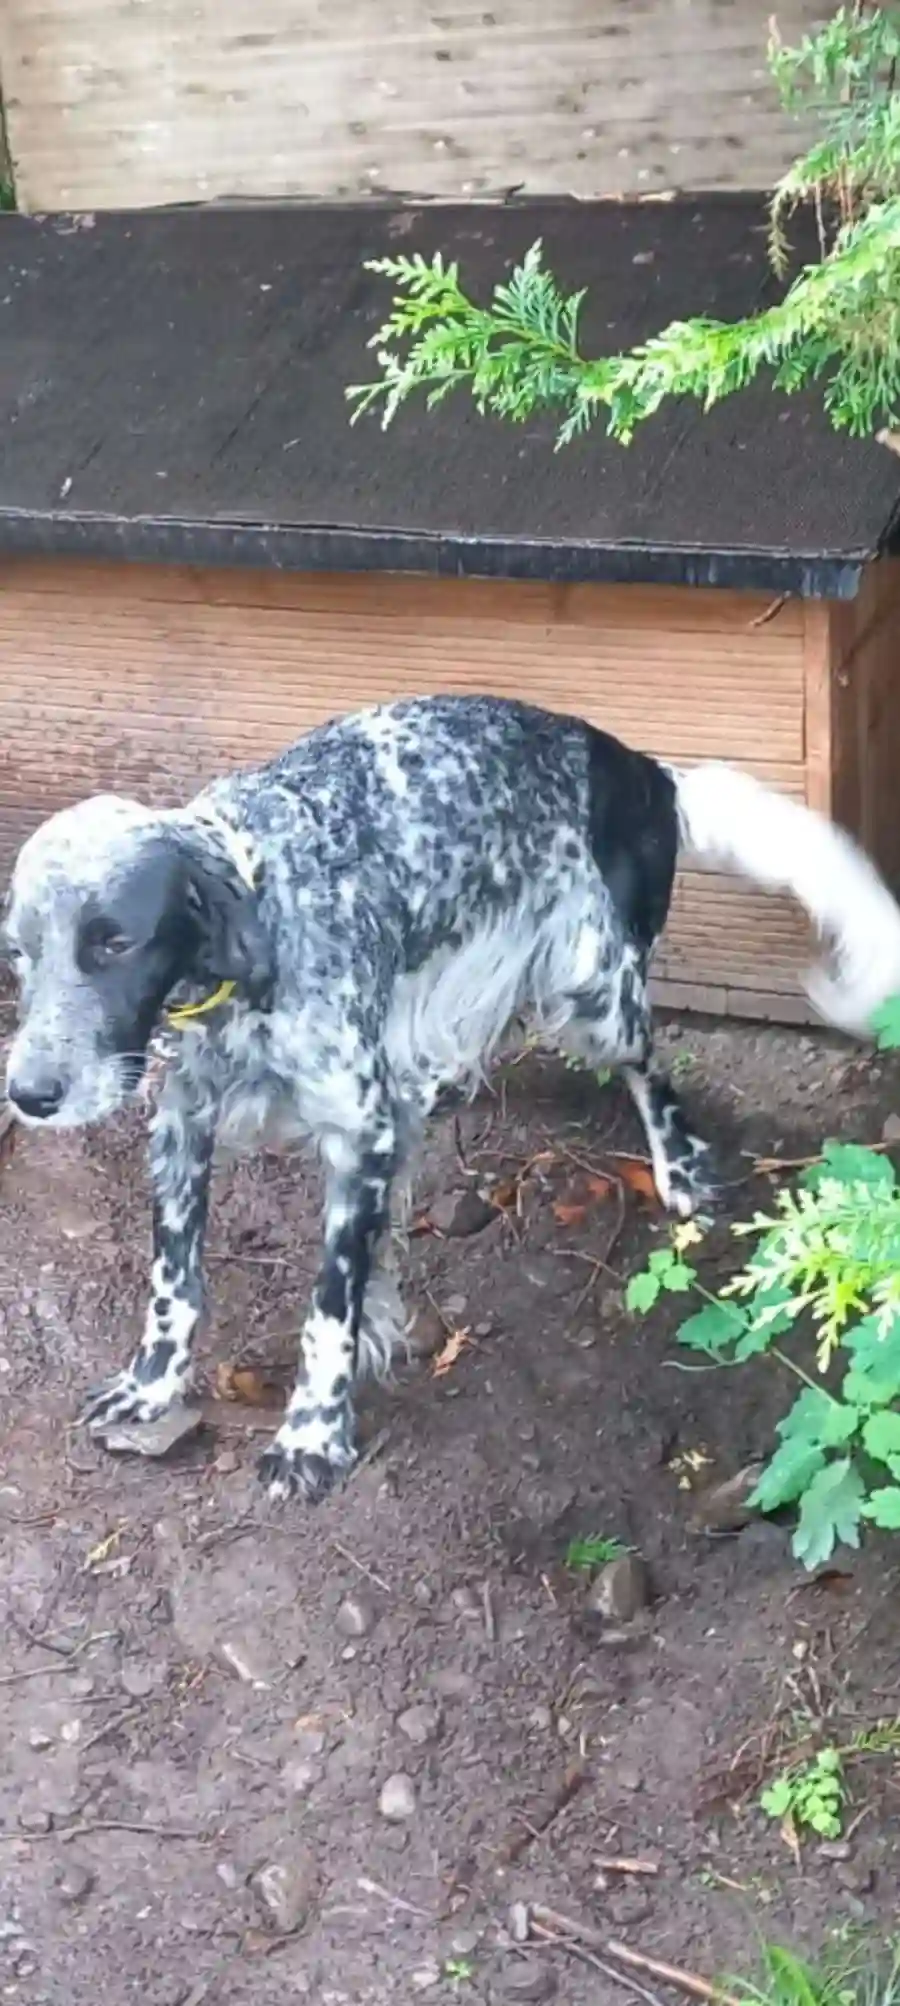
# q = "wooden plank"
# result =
<box><xmin>0</xmin><ymin>560</ymin><xmax>806</xmax><ymax>638</ymax></box>
<box><xmin>0</xmin><ymin>559</ymin><xmax>811</xmax><ymax>1014</ymax></box>
<box><xmin>3</xmin><ymin>0</ymin><xmax>826</xmax><ymax>213</ymax></box>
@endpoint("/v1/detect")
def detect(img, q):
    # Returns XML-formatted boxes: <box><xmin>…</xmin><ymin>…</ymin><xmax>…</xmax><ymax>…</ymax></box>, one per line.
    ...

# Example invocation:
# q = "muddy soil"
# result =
<box><xmin>2</xmin><ymin>1014</ymin><xmax>899</xmax><ymax>2006</ymax></box>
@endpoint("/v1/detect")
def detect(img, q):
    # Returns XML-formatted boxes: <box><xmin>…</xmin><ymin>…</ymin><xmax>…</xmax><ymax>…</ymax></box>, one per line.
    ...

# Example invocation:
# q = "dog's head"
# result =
<box><xmin>3</xmin><ymin>795</ymin><xmax>273</xmax><ymax>1128</ymax></box>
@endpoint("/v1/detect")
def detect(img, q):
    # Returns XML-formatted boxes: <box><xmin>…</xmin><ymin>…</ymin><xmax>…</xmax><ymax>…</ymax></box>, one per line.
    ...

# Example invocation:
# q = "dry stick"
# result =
<box><xmin>329</xmin><ymin>1536</ymin><xmax>391</xmax><ymax>1597</ymax></box>
<box><xmin>531</xmin><ymin>1927</ymin><xmax>668</xmax><ymax>2006</ymax></box>
<box><xmin>594</xmin><ymin>1856</ymin><xmax>660</xmax><ymax>1877</ymax></box>
<box><xmin>0</xmin><ymin>1820</ymin><xmax>210</xmax><ymax>1844</ymax></box>
<box><xmin>357</xmin><ymin>1875</ymin><xmax>432</xmax><ymax>1920</ymax></box>
<box><xmin>530</xmin><ymin>1908</ymin><xmax>741</xmax><ymax>2006</ymax></box>
<box><xmin>607</xmin><ymin>1940</ymin><xmax>742</xmax><ymax>2006</ymax></box>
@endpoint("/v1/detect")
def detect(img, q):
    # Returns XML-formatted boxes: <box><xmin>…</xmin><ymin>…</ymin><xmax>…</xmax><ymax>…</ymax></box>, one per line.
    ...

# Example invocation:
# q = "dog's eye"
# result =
<box><xmin>97</xmin><ymin>933</ymin><xmax>134</xmax><ymax>960</ymax></box>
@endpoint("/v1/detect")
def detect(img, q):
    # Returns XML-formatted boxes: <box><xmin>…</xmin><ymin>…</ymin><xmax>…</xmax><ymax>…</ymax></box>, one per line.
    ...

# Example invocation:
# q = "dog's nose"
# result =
<box><xmin>7</xmin><ymin>1076</ymin><xmax>65</xmax><ymax>1121</ymax></box>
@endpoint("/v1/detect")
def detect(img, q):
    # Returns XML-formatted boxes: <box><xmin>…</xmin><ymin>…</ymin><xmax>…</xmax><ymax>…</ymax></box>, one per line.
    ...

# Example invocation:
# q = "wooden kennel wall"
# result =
<box><xmin>1</xmin><ymin>197</ymin><xmax>899</xmax><ymax>1025</ymax></box>
<box><xmin>3</xmin><ymin>558</ymin><xmax>900</xmax><ymax>1023</ymax></box>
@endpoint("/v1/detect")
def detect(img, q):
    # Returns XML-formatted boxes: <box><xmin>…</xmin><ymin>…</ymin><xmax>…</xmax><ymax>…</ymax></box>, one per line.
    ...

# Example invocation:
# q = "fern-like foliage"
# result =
<box><xmin>347</xmin><ymin>4</ymin><xmax>900</xmax><ymax>447</ymax></box>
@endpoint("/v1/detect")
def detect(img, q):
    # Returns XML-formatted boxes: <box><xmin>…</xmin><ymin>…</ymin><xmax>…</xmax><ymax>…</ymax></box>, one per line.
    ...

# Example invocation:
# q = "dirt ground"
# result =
<box><xmin>3</xmin><ymin>1011</ymin><xmax>900</xmax><ymax>2006</ymax></box>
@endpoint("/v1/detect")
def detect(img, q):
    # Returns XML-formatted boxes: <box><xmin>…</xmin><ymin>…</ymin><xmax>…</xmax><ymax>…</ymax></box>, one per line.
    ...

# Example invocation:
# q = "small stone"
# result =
<box><xmin>508</xmin><ymin>1901</ymin><xmax>530</xmax><ymax>1944</ymax></box>
<box><xmin>27</xmin><ymin>1728</ymin><xmax>54</xmax><ymax>1752</ymax></box>
<box><xmin>690</xmin><ymin>1463</ymin><xmax>765</xmax><ymax>1534</ymax></box>
<box><xmin>120</xmin><ymin>1661</ymin><xmax>158</xmax><ymax>1699</ymax></box>
<box><xmin>378</xmin><ymin>1772</ymin><xmax>417</xmax><ymax>1822</ymax></box>
<box><xmin>429</xmin><ymin>1189</ymin><xmax>495</xmax><ymax>1238</ymax></box>
<box><xmin>408</xmin><ymin>1309</ymin><xmax>446</xmax><ymax>1360</ymax></box>
<box><xmin>335</xmin><ymin>1592</ymin><xmax>375</xmax><ymax>1639</ymax></box>
<box><xmin>69</xmin><ymin>1675</ymin><xmax>95</xmax><ymax>1699</ymax></box>
<box><xmin>253</xmin><ymin>1846</ymin><xmax>320</xmax><ymax>1935</ymax></box>
<box><xmin>282</xmin><ymin>1758</ymin><xmax>321</xmax><ymax>1796</ymax></box>
<box><xmin>293</xmin><ymin>1724</ymin><xmax>327</xmax><ymax>1758</ymax></box>
<box><xmin>818</xmin><ymin>1839</ymin><xmax>852</xmax><ymax>1862</ymax></box>
<box><xmin>501</xmin><ymin>1967</ymin><xmax>558</xmax><ymax>2002</ymax></box>
<box><xmin>412</xmin><ymin>1579</ymin><xmax>434</xmax><ymax>1606</ymax></box>
<box><xmin>450</xmin><ymin>1586</ymin><xmax>480</xmax><ymax>1621</ymax></box>
<box><xmin>528</xmin><ymin>1705</ymin><xmax>553</xmax><ymax>1732</ymax></box>
<box><xmin>219</xmin><ymin>1637</ymin><xmax>273</xmax><ymax>1687</ymax></box>
<box><xmin>12</xmin><ymin>1950</ymin><xmax>38</xmax><ymax>1979</ymax></box>
<box><xmin>55</xmin><ymin>1861</ymin><xmax>93</xmax><ymax>1905</ymax></box>
<box><xmin>216</xmin><ymin>1861</ymin><xmax>240</xmax><ymax>1890</ymax></box>
<box><xmin>450</xmin><ymin>1928</ymin><xmax>481</xmax><ymax>1958</ymax></box>
<box><xmin>411</xmin><ymin>1964</ymin><xmax>442</xmax><ymax>1992</ymax></box>
<box><xmin>428</xmin><ymin>1668</ymin><xmax>477</xmax><ymax>1700</ymax></box>
<box><xmin>474</xmin><ymin>1318</ymin><xmax>494</xmax><ymax>1338</ymax></box>
<box><xmin>882</xmin><ymin>1112</ymin><xmax>900</xmax><ymax>1143</ymax></box>
<box><xmin>586</xmin><ymin>1554</ymin><xmax>649</xmax><ymax>1623</ymax></box>
<box><xmin>213</xmin><ymin>1448</ymin><xmax>239</xmax><ymax>1475</ymax></box>
<box><xmin>442</xmin><ymin>1294</ymin><xmax>468</xmax><ymax>1319</ymax></box>
<box><xmin>616</xmin><ymin>1764</ymin><xmax>644</xmax><ymax>1794</ymax></box>
<box><xmin>397</xmin><ymin>1704</ymin><xmax>440</xmax><ymax>1746</ymax></box>
<box><xmin>18</xmin><ymin>1807</ymin><xmax>52</xmax><ymax>1835</ymax></box>
<box><xmin>97</xmin><ymin>1405</ymin><xmax>203</xmax><ymax>1458</ymax></box>
<box><xmin>836</xmin><ymin>1861</ymin><xmax>875</xmax><ymax>1895</ymax></box>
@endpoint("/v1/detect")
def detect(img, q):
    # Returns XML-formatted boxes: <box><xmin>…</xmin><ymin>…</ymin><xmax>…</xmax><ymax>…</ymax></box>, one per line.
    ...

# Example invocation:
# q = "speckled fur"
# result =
<box><xmin>6</xmin><ymin>692</ymin><xmax>896</xmax><ymax>1501</ymax></box>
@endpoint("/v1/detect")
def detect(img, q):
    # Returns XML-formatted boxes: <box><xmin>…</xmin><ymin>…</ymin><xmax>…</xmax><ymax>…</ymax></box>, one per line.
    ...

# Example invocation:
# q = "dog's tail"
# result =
<box><xmin>671</xmin><ymin>761</ymin><xmax>900</xmax><ymax>1035</ymax></box>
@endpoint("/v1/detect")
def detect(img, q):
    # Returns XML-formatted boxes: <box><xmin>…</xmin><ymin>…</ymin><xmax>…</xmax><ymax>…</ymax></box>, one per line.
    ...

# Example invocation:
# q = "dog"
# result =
<box><xmin>5</xmin><ymin>694</ymin><xmax>900</xmax><ymax>1502</ymax></box>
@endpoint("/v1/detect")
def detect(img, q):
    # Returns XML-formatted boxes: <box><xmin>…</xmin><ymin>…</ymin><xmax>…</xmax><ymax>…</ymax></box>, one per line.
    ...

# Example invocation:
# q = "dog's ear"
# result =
<box><xmin>183</xmin><ymin>846</ymin><xmax>275</xmax><ymax>1008</ymax></box>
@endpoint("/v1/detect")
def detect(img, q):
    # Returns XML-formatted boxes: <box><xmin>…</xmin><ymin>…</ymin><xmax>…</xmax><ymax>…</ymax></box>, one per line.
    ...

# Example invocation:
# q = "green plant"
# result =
<box><xmin>731</xmin><ymin>1938</ymin><xmax>900</xmax><ymax>2006</ymax></box>
<box><xmin>564</xmin><ymin>1532</ymin><xmax>630</xmax><ymax>1573</ymax></box>
<box><xmin>760</xmin><ymin>1747</ymin><xmax>846</xmax><ymax>1838</ymax></box>
<box><xmin>627</xmin><ymin>1120</ymin><xmax>900</xmax><ymax>1569</ymax></box>
<box><xmin>348</xmin><ymin>5</ymin><xmax>900</xmax><ymax>445</ymax></box>
<box><xmin>443</xmin><ymin>1957</ymin><xmax>475</xmax><ymax>1988</ymax></box>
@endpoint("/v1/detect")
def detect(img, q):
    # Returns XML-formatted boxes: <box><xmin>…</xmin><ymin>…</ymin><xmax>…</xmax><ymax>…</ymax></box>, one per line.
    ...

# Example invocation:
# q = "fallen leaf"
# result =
<box><xmin>552</xmin><ymin>1172</ymin><xmax>614</xmax><ymax>1226</ymax></box>
<box><xmin>85</xmin><ymin>1526</ymin><xmax>124</xmax><ymax>1568</ymax></box>
<box><xmin>491</xmin><ymin>1176</ymin><xmax>522</xmax><ymax>1212</ymax></box>
<box><xmin>780</xmin><ymin>1810</ymin><xmax>801</xmax><ymax>1865</ymax></box>
<box><xmin>431</xmin><ymin>1327</ymin><xmax>474</xmax><ymax>1379</ymax></box>
<box><xmin>615</xmin><ymin>1158</ymin><xmax>659</xmax><ymax>1202</ymax></box>
<box><xmin>215</xmin><ymin>1362</ymin><xmax>282</xmax><ymax>1407</ymax></box>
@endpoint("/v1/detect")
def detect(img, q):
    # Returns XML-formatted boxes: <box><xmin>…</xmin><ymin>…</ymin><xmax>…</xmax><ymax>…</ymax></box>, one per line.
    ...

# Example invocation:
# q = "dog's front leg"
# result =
<box><xmin>82</xmin><ymin>1075</ymin><xmax>217</xmax><ymax>1433</ymax></box>
<box><xmin>260</xmin><ymin>1101</ymin><xmax>399</xmax><ymax>1503</ymax></box>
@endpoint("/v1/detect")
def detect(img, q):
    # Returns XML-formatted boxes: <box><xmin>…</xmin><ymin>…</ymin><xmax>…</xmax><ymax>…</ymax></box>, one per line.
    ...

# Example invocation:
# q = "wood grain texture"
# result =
<box><xmin>3</xmin><ymin>0</ymin><xmax>827</xmax><ymax>212</ymax></box>
<box><xmin>0</xmin><ymin>558</ymin><xmax>815</xmax><ymax>1014</ymax></box>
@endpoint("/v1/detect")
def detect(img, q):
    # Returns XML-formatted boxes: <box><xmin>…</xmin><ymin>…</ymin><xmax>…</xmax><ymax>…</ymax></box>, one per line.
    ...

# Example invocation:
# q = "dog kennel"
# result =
<box><xmin>0</xmin><ymin>197</ymin><xmax>898</xmax><ymax>1022</ymax></box>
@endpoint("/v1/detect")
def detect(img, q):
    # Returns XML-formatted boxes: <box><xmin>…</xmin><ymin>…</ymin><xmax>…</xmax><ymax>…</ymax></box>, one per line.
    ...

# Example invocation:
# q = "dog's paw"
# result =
<box><xmin>660</xmin><ymin>1140</ymin><xmax>722</xmax><ymax>1220</ymax></box>
<box><xmin>258</xmin><ymin>1411</ymin><xmax>356</xmax><ymax>1503</ymax></box>
<box><xmin>80</xmin><ymin>1371</ymin><xmax>169</xmax><ymax>1434</ymax></box>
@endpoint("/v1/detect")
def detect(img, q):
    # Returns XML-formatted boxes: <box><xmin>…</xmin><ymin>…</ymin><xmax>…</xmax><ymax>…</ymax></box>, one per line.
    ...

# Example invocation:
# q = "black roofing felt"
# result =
<box><xmin>0</xmin><ymin>197</ymin><xmax>897</xmax><ymax>596</ymax></box>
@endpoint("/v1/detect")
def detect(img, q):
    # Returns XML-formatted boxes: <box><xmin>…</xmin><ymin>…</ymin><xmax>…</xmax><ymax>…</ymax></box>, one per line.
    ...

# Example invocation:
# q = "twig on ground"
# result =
<box><xmin>329</xmin><ymin>1537</ymin><xmax>391</xmax><ymax>1596</ymax></box>
<box><xmin>607</xmin><ymin>1939</ymin><xmax>741</xmax><ymax>2006</ymax></box>
<box><xmin>80</xmin><ymin>1705</ymin><xmax>144</xmax><ymax>1755</ymax></box>
<box><xmin>0</xmin><ymin>1819</ymin><xmax>211</xmax><ymax>1843</ymax></box>
<box><xmin>499</xmin><ymin>1766</ymin><xmax>588</xmax><ymax>1864</ymax></box>
<box><xmin>751</xmin><ymin>1140</ymin><xmax>893</xmax><ymax>1174</ymax></box>
<box><xmin>594</xmin><ymin>1856</ymin><xmax>660</xmax><ymax>1877</ymax></box>
<box><xmin>528</xmin><ymin>1908</ymin><xmax>741</xmax><ymax>2006</ymax></box>
<box><xmin>357</xmin><ymin>1875</ymin><xmax>433</xmax><ymax>1919</ymax></box>
<box><xmin>0</xmin><ymin>1629</ymin><xmax>117</xmax><ymax>1686</ymax></box>
<box><xmin>531</xmin><ymin>1929</ymin><xmax>668</xmax><ymax>2006</ymax></box>
<box><xmin>482</xmin><ymin>1580</ymin><xmax>496</xmax><ymax>1643</ymax></box>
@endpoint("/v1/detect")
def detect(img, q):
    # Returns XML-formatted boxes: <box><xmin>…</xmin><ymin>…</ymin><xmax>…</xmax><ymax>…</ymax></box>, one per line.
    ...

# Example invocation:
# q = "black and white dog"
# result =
<box><xmin>5</xmin><ymin>695</ymin><xmax>900</xmax><ymax>1501</ymax></box>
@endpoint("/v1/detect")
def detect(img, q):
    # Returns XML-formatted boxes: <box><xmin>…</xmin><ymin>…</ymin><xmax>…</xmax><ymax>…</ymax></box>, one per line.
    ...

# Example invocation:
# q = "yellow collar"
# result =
<box><xmin>167</xmin><ymin>979</ymin><xmax>237</xmax><ymax>1030</ymax></box>
<box><xmin>166</xmin><ymin>808</ymin><xmax>259</xmax><ymax>1032</ymax></box>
